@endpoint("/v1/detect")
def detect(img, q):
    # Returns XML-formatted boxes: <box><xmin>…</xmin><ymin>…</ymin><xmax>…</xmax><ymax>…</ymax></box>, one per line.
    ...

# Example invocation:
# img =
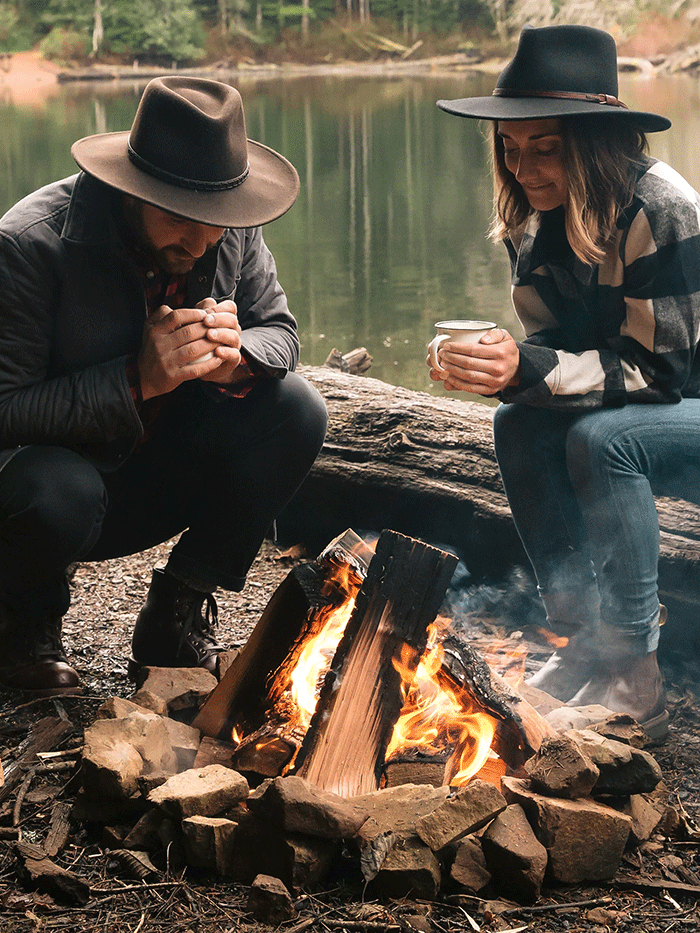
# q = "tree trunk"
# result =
<box><xmin>278</xmin><ymin>367</ymin><xmax>700</xmax><ymax>615</ymax></box>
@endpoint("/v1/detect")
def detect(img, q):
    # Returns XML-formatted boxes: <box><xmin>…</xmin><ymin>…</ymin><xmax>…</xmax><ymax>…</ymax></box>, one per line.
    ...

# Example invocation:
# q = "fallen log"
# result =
<box><xmin>279</xmin><ymin>367</ymin><xmax>700</xmax><ymax>621</ymax></box>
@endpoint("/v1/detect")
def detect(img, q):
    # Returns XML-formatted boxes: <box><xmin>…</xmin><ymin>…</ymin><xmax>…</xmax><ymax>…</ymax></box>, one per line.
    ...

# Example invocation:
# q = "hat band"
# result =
<box><xmin>493</xmin><ymin>88</ymin><xmax>629</xmax><ymax>109</ymax></box>
<box><xmin>127</xmin><ymin>141</ymin><xmax>250</xmax><ymax>191</ymax></box>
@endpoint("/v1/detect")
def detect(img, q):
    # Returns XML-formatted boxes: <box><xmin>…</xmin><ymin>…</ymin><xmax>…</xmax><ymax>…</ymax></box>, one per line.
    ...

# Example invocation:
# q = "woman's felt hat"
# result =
<box><xmin>437</xmin><ymin>24</ymin><xmax>670</xmax><ymax>132</ymax></box>
<box><xmin>71</xmin><ymin>76</ymin><xmax>300</xmax><ymax>228</ymax></box>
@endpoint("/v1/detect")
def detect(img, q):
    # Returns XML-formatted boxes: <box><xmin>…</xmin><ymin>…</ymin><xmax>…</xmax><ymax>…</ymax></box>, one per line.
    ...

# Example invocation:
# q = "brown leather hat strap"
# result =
<box><xmin>493</xmin><ymin>88</ymin><xmax>629</xmax><ymax>109</ymax></box>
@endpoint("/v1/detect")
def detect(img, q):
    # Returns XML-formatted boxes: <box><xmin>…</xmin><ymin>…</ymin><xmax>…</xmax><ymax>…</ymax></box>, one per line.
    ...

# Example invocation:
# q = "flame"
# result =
<box><xmin>288</xmin><ymin>593</ymin><xmax>355</xmax><ymax>731</ymax></box>
<box><xmin>385</xmin><ymin>625</ymin><xmax>499</xmax><ymax>786</ymax></box>
<box><xmin>535</xmin><ymin>626</ymin><xmax>569</xmax><ymax>649</ymax></box>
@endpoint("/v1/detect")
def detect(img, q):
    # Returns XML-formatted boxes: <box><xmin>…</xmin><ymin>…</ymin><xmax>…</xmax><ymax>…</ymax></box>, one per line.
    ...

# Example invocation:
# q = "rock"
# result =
<box><xmin>182</xmin><ymin>815</ymin><xmax>238</xmax><ymax>874</ymax></box>
<box><xmin>131</xmin><ymin>667</ymin><xmax>217</xmax><ymax>714</ymax></box>
<box><xmin>567</xmin><ymin>730</ymin><xmax>663</xmax><ymax>795</ymax></box>
<box><xmin>481</xmin><ymin>804</ymin><xmax>548</xmax><ymax>904</ymax></box>
<box><xmin>193</xmin><ymin>735</ymin><xmax>237</xmax><ymax>769</ymax></box>
<box><xmin>545</xmin><ymin>704</ymin><xmax>613</xmax><ymax>733</ymax></box>
<box><xmin>160</xmin><ymin>718</ymin><xmax>201</xmax><ymax>772</ymax></box>
<box><xmin>147</xmin><ymin>764</ymin><xmax>249</xmax><ymax>819</ymax></box>
<box><xmin>246</xmin><ymin>873</ymin><xmax>296</xmax><ymax>925</ymax></box>
<box><xmin>353</xmin><ymin>783</ymin><xmax>450</xmax><ymax>844</ymax></box>
<box><xmin>590</xmin><ymin>713</ymin><xmax>651</xmax><ymax>748</ymax></box>
<box><xmin>502</xmin><ymin>776</ymin><xmax>632</xmax><ymax>883</ymax></box>
<box><xmin>415</xmin><ymin>780</ymin><xmax>507</xmax><ymax>851</ymax></box>
<box><xmin>449</xmin><ymin>836</ymin><xmax>492</xmax><ymax>894</ymax></box>
<box><xmin>374</xmin><ymin>834</ymin><xmax>442</xmax><ymax>901</ymax></box>
<box><xmin>82</xmin><ymin>711</ymin><xmax>177</xmax><ymax>800</ymax></box>
<box><xmin>232</xmin><ymin>812</ymin><xmax>339</xmax><ymax>891</ymax></box>
<box><xmin>524</xmin><ymin>734</ymin><xmax>599</xmax><ymax>799</ymax></box>
<box><xmin>248</xmin><ymin>775</ymin><xmax>367</xmax><ymax>840</ymax></box>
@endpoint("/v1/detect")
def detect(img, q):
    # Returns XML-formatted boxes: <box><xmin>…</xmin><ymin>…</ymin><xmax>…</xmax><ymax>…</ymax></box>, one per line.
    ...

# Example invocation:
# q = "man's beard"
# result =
<box><xmin>120</xmin><ymin>198</ymin><xmax>215</xmax><ymax>274</ymax></box>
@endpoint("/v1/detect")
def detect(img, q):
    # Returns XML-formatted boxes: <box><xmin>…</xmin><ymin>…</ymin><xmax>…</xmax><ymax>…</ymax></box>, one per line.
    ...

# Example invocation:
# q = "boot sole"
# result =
<box><xmin>640</xmin><ymin>709</ymin><xmax>670</xmax><ymax>744</ymax></box>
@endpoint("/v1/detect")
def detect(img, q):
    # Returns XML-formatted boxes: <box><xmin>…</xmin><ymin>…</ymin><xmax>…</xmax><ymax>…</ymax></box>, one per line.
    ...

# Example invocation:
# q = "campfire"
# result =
<box><xmin>193</xmin><ymin>528</ymin><xmax>551</xmax><ymax>798</ymax></box>
<box><xmin>4</xmin><ymin>528</ymin><xmax>676</xmax><ymax>919</ymax></box>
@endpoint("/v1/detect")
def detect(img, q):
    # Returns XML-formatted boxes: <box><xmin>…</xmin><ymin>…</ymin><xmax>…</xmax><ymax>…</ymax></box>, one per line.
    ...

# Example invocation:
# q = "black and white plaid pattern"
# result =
<box><xmin>500</xmin><ymin>158</ymin><xmax>700</xmax><ymax>409</ymax></box>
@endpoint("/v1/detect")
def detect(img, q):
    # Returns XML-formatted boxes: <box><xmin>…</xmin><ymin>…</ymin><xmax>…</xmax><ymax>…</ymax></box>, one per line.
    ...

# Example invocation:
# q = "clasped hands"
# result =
<box><xmin>138</xmin><ymin>298</ymin><xmax>244</xmax><ymax>400</ymax></box>
<box><xmin>427</xmin><ymin>327</ymin><xmax>521</xmax><ymax>395</ymax></box>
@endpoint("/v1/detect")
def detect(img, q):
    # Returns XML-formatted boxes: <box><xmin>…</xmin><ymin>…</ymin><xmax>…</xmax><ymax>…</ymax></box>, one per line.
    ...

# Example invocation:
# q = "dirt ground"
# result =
<box><xmin>1</xmin><ymin>535</ymin><xmax>699</xmax><ymax>933</ymax></box>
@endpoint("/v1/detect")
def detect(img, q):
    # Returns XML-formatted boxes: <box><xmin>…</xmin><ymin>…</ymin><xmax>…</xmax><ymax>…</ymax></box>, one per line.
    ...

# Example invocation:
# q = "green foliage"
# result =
<box><xmin>39</xmin><ymin>26</ymin><xmax>91</xmax><ymax>60</ymax></box>
<box><xmin>102</xmin><ymin>0</ymin><xmax>207</xmax><ymax>63</ymax></box>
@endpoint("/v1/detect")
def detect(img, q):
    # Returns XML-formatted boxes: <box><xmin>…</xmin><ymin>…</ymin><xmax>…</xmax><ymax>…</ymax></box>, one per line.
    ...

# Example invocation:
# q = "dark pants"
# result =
<box><xmin>0</xmin><ymin>372</ymin><xmax>327</xmax><ymax>617</ymax></box>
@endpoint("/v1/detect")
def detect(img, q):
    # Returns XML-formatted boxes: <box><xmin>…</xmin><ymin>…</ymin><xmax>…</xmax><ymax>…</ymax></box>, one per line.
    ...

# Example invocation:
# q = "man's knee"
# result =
<box><xmin>0</xmin><ymin>446</ymin><xmax>106</xmax><ymax>545</ymax></box>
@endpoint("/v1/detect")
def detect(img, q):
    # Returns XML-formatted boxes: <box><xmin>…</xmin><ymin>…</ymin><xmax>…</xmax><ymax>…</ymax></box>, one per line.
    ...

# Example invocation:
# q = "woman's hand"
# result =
<box><xmin>427</xmin><ymin>328</ymin><xmax>521</xmax><ymax>395</ymax></box>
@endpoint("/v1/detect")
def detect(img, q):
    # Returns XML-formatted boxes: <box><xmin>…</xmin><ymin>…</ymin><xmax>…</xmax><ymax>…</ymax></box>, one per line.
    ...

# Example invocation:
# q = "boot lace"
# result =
<box><xmin>174</xmin><ymin>590</ymin><xmax>223</xmax><ymax>662</ymax></box>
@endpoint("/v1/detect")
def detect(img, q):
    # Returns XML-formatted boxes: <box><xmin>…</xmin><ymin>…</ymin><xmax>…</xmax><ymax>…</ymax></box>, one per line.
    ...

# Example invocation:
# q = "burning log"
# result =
<box><xmin>293</xmin><ymin>531</ymin><xmax>459</xmax><ymax>797</ymax></box>
<box><xmin>193</xmin><ymin>529</ymin><xmax>374</xmax><ymax>746</ymax></box>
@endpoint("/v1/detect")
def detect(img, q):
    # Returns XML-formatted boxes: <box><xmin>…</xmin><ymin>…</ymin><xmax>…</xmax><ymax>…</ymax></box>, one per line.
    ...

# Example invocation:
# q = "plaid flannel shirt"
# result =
<box><xmin>499</xmin><ymin>158</ymin><xmax>700</xmax><ymax>410</ymax></box>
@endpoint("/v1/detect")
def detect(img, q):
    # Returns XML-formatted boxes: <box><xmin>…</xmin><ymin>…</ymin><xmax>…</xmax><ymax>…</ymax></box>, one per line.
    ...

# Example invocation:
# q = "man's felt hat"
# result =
<box><xmin>437</xmin><ymin>24</ymin><xmax>670</xmax><ymax>132</ymax></box>
<box><xmin>71</xmin><ymin>76</ymin><xmax>299</xmax><ymax>228</ymax></box>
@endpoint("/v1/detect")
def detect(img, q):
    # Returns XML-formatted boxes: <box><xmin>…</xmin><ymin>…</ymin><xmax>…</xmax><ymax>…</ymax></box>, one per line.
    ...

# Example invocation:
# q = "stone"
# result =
<box><xmin>193</xmin><ymin>735</ymin><xmax>237</xmax><ymax>769</ymax></box>
<box><xmin>182</xmin><ymin>815</ymin><xmax>238</xmax><ymax>874</ymax></box>
<box><xmin>131</xmin><ymin>667</ymin><xmax>217</xmax><ymax>714</ymax></box>
<box><xmin>82</xmin><ymin>711</ymin><xmax>177</xmax><ymax>800</ymax></box>
<box><xmin>374</xmin><ymin>834</ymin><xmax>442</xmax><ymax>901</ymax></box>
<box><xmin>502</xmin><ymin>776</ymin><xmax>632</xmax><ymax>883</ymax></box>
<box><xmin>232</xmin><ymin>813</ymin><xmax>339</xmax><ymax>891</ymax></box>
<box><xmin>524</xmin><ymin>734</ymin><xmax>600</xmax><ymax>798</ymax></box>
<box><xmin>481</xmin><ymin>804</ymin><xmax>547</xmax><ymax>904</ymax></box>
<box><xmin>415</xmin><ymin>780</ymin><xmax>507</xmax><ymax>851</ymax></box>
<box><xmin>248</xmin><ymin>775</ymin><xmax>367</xmax><ymax>840</ymax></box>
<box><xmin>352</xmin><ymin>783</ymin><xmax>450</xmax><ymax>844</ymax></box>
<box><xmin>567</xmin><ymin>730</ymin><xmax>663</xmax><ymax>795</ymax></box>
<box><xmin>147</xmin><ymin>764</ymin><xmax>249</xmax><ymax>819</ymax></box>
<box><xmin>246</xmin><ymin>873</ymin><xmax>296</xmax><ymax>925</ymax></box>
<box><xmin>590</xmin><ymin>713</ymin><xmax>651</xmax><ymax>748</ymax></box>
<box><xmin>545</xmin><ymin>705</ymin><xmax>613</xmax><ymax>733</ymax></box>
<box><xmin>161</xmin><ymin>718</ymin><xmax>200</xmax><ymax>772</ymax></box>
<box><xmin>449</xmin><ymin>836</ymin><xmax>492</xmax><ymax>894</ymax></box>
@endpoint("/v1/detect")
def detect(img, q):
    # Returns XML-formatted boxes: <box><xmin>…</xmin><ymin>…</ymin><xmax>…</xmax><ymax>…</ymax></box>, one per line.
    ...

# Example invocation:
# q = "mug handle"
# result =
<box><xmin>428</xmin><ymin>333</ymin><xmax>451</xmax><ymax>374</ymax></box>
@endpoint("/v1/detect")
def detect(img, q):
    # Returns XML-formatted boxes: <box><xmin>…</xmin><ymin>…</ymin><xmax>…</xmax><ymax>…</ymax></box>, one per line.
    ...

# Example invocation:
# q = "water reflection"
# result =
<box><xmin>0</xmin><ymin>70</ymin><xmax>698</xmax><ymax>396</ymax></box>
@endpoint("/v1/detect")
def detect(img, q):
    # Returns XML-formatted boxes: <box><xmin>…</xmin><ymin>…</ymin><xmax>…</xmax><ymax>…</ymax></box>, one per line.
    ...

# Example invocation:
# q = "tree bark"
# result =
<box><xmin>278</xmin><ymin>366</ymin><xmax>700</xmax><ymax>613</ymax></box>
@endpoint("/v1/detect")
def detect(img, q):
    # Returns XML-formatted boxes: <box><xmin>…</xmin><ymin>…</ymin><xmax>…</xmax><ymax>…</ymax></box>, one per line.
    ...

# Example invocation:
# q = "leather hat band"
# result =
<box><xmin>493</xmin><ymin>88</ymin><xmax>629</xmax><ymax>109</ymax></box>
<box><xmin>127</xmin><ymin>140</ymin><xmax>250</xmax><ymax>191</ymax></box>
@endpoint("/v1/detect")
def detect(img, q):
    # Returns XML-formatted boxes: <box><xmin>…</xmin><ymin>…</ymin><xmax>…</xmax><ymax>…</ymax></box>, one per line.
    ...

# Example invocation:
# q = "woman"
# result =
<box><xmin>429</xmin><ymin>24</ymin><xmax>700</xmax><ymax>742</ymax></box>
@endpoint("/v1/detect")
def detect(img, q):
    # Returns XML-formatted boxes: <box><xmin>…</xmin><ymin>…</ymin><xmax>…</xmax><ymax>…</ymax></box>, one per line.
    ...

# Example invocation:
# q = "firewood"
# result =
<box><xmin>438</xmin><ymin>633</ymin><xmax>556</xmax><ymax>771</ymax></box>
<box><xmin>193</xmin><ymin>529</ymin><xmax>372</xmax><ymax>743</ymax></box>
<box><xmin>294</xmin><ymin>531</ymin><xmax>459</xmax><ymax>797</ymax></box>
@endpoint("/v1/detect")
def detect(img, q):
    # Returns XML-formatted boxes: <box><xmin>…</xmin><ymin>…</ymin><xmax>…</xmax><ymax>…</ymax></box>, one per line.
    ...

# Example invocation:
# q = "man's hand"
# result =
<box><xmin>427</xmin><ymin>328</ymin><xmax>521</xmax><ymax>395</ymax></box>
<box><xmin>138</xmin><ymin>298</ymin><xmax>242</xmax><ymax>400</ymax></box>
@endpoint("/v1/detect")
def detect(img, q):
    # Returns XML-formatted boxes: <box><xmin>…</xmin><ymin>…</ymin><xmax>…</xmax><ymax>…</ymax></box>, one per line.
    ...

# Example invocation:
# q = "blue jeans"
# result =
<box><xmin>493</xmin><ymin>399</ymin><xmax>700</xmax><ymax>658</ymax></box>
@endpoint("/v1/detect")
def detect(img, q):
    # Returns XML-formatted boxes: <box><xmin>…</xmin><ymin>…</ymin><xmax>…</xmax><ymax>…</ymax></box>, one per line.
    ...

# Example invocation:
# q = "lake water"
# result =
<box><xmin>3</xmin><ymin>69</ymin><xmax>700</xmax><ymax>398</ymax></box>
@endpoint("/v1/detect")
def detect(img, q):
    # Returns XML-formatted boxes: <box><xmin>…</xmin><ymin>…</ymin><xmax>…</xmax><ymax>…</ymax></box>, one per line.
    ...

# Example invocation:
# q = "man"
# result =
<box><xmin>0</xmin><ymin>76</ymin><xmax>328</xmax><ymax>696</ymax></box>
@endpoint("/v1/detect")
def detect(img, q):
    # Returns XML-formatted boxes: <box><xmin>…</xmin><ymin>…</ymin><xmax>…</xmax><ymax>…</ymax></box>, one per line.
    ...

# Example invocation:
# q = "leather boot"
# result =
<box><xmin>525</xmin><ymin>636</ymin><xmax>600</xmax><ymax>703</ymax></box>
<box><xmin>0</xmin><ymin>603</ymin><xmax>82</xmax><ymax>696</ymax></box>
<box><xmin>567</xmin><ymin>650</ymin><xmax>668</xmax><ymax>743</ymax></box>
<box><xmin>130</xmin><ymin>569</ymin><xmax>223</xmax><ymax>678</ymax></box>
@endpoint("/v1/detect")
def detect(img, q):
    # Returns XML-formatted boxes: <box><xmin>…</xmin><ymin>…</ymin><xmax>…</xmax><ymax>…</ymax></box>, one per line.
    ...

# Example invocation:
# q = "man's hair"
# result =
<box><xmin>489</xmin><ymin>117</ymin><xmax>649</xmax><ymax>265</ymax></box>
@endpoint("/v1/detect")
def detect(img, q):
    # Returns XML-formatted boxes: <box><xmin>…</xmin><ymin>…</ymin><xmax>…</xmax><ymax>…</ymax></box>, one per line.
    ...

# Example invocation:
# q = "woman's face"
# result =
<box><xmin>497</xmin><ymin>119</ymin><xmax>568</xmax><ymax>212</ymax></box>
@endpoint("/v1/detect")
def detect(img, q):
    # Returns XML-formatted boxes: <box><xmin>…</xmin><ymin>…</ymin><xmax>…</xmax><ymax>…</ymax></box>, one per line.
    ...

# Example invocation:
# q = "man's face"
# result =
<box><xmin>122</xmin><ymin>196</ymin><xmax>226</xmax><ymax>274</ymax></box>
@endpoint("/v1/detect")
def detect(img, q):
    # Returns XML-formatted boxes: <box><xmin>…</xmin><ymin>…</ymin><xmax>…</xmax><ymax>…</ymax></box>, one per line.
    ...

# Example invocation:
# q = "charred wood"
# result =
<box><xmin>293</xmin><ymin>530</ymin><xmax>458</xmax><ymax>797</ymax></box>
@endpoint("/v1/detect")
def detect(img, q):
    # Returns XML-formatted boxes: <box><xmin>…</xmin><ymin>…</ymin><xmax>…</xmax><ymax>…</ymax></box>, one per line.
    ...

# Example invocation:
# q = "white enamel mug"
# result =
<box><xmin>428</xmin><ymin>319</ymin><xmax>498</xmax><ymax>376</ymax></box>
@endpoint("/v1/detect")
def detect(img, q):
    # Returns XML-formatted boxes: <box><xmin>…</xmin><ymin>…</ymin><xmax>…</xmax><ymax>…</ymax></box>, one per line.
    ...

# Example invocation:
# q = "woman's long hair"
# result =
<box><xmin>489</xmin><ymin>117</ymin><xmax>649</xmax><ymax>265</ymax></box>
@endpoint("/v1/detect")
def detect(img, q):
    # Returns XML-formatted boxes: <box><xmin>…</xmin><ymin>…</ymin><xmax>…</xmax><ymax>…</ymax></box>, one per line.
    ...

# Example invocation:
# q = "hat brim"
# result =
<box><xmin>437</xmin><ymin>96</ymin><xmax>671</xmax><ymax>133</ymax></box>
<box><xmin>71</xmin><ymin>131</ymin><xmax>300</xmax><ymax>228</ymax></box>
